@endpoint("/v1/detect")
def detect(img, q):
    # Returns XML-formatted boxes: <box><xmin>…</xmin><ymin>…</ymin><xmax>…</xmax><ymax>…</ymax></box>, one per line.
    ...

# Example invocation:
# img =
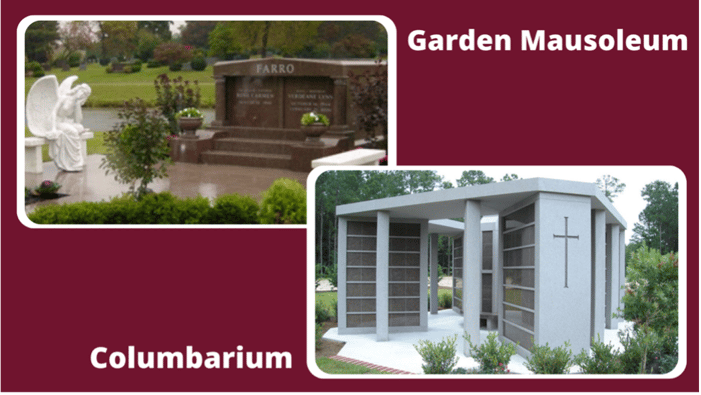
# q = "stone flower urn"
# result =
<box><xmin>301</xmin><ymin>123</ymin><xmax>328</xmax><ymax>146</ymax></box>
<box><xmin>178</xmin><ymin>117</ymin><xmax>203</xmax><ymax>139</ymax></box>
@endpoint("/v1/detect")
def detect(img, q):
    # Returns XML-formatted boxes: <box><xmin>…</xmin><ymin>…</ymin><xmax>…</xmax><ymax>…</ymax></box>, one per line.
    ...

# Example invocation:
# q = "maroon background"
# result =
<box><xmin>3</xmin><ymin>0</ymin><xmax>698</xmax><ymax>392</ymax></box>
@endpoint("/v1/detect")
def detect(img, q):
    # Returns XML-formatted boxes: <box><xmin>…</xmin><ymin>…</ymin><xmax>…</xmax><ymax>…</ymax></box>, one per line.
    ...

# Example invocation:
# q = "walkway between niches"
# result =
<box><xmin>323</xmin><ymin>309</ymin><xmax>632</xmax><ymax>375</ymax></box>
<box><xmin>25</xmin><ymin>154</ymin><xmax>308</xmax><ymax>212</ymax></box>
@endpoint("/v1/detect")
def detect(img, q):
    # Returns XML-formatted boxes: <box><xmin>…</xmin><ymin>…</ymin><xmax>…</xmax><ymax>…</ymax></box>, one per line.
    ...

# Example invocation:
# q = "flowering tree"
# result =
<box><xmin>154</xmin><ymin>42</ymin><xmax>193</xmax><ymax>66</ymax></box>
<box><xmin>59</xmin><ymin>21</ymin><xmax>95</xmax><ymax>62</ymax></box>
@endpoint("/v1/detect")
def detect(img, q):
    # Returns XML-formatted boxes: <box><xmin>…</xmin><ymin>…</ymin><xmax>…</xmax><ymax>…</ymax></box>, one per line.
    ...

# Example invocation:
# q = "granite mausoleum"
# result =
<box><xmin>171</xmin><ymin>58</ymin><xmax>381</xmax><ymax>171</ymax></box>
<box><xmin>334</xmin><ymin>178</ymin><xmax>627</xmax><ymax>357</ymax></box>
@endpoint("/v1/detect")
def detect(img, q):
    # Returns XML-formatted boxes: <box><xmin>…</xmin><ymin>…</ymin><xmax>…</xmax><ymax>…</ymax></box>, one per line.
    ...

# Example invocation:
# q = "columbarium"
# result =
<box><xmin>335</xmin><ymin>178</ymin><xmax>627</xmax><ymax>356</ymax></box>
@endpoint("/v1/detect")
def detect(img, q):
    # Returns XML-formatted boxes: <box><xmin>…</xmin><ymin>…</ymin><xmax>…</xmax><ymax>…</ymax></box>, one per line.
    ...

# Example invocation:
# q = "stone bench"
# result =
<box><xmin>25</xmin><ymin>131</ymin><xmax>94</xmax><ymax>174</ymax></box>
<box><xmin>311</xmin><ymin>148</ymin><xmax>386</xmax><ymax>168</ymax></box>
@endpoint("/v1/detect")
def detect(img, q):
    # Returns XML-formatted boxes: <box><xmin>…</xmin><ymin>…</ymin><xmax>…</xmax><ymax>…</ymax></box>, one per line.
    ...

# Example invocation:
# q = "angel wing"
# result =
<box><xmin>58</xmin><ymin>75</ymin><xmax>79</xmax><ymax>97</ymax></box>
<box><xmin>26</xmin><ymin>75</ymin><xmax>59</xmax><ymax>138</ymax></box>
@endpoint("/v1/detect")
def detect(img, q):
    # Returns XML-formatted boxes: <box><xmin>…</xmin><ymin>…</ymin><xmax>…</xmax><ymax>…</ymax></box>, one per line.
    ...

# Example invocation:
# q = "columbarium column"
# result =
<box><xmin>608</xmin><ymin>224</ymin><xmax>621</xmax><ymax>329</ymax></box>
<box><xmin>337</xmin><ymin>217</ymin><xmax>348</xmax><ymax>331</ymax></box>
<box><xmin>430</xmin><ymin>234</ymin><xmax>439</xmax><ymax>315</ymax></box>
<box><xmin>376</xmin><ymin>211</ymin><xmax>390</xmax><ymax>341</ymax></box>
<box><xmin>591</xmin><ymin>210</ymin><xmax>606</xmax><ymax>342</ymax></box>
<box><xmin>463</xmin><ymin>200</ymin><xmax>482</xmax><ymax>355</ymax></box>
<box><xmin>618</xmin><ymin>229</ymin><xmax>626</xmax><ymax>319</ymax></box>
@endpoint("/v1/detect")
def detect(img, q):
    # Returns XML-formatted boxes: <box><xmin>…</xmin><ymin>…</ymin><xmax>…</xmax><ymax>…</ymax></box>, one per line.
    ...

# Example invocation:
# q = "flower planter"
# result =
<box><xmin>301</xmin><ymin>123</ymin><xmax>328</xmax><ymax>146</ymax></box>
<box><xmin>178</xmin><ymin>117</ymin><xmax>203</xmax><ymax>139</ymax></box>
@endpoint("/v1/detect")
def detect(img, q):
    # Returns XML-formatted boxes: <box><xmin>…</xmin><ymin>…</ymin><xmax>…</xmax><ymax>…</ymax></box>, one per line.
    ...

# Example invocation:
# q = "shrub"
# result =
<box><xmin>26</xmin><ymin>61</ymin><xmax>44</xmax><ymax>77</ymax></box>
<box><xmin>449</xmin><ymin>367</ymin><xmax>480</xmax><ymax>374</ymax></box>
<box><xmin>133</xmin><ymin>192</ymin><xmax>211</xmax><ymax>224</ymax></box>
<box><xmin>465</xmin><ymin>332</ymin><xmax>516</xmax><ymax>374</ymax></box>
<box><xmin>169</xmin><ymin>62</ymin><xmax>183</xmax><ymax>72</ymax></box>
<box><xmin>100</xmin><ymin>99</ymin><xmax>172</xmax><ymax>199</ymax></box>
<box><xmin>147</xmin><ymin>60</ymin><xmax>162</xmax><ymax>68</ymax></box>
<box><xmin>618</xmin><ymin>326</ymin><xmax>665</xmax><ymax>374</ymax></box>
<box><xmin>191</xmin><ymin>57</ymin><xmax>207</xmax><ymax>71</ymax></box>
<box><xmin>209</xmin><ymin>194</ymin><xmax>259</xmax><ymax>224</ymax></box>
<box><xmin>99</xmin><ymin>58</ymin><xmax>110</xmax><ymax>66</ymax></box>
<box><xmin>154</xmin><ymin>74</ymin><xmax>201</xmax><ymax>135</ymax></box>
<box><xmin>438</xmin><ymin>291</ymin><xmax>452</xmax><ymax>309</ymax></box>
<box><xmin>130</xmin><ymin>61</ymin><xmax>142</xmax><ymax>73</ymax></box>
<box><xmin>105</xmin><ymin>66</ymin><xmax>113</xmax><ymax>74</ymax></box>
<box><xmin>573</xmin><ymin>336</ymin><xmax>623</xmax><ymax>374</ymax></box>
<box><xmin>348</xmin><ymin>59</ymin><xmax>387</xmax><ymax>144</ymax></box>
<box><xmin>315</xmin><ymin>300</ymin><xmax>330</xmax><ymax>323</ymax></box>
<box><xmin>330</xmin><ymin>297</ymin><xmax>338</xmax><ymax>319</ymax></box>
<box><xmin>315</xmin><ymin>322</ymin><xmax>324</xmax><ymax>349</ymax></box>
<box><xmin>413</xmin><ymin>335</ymin><xmax>459</xmax><ymax>374</ymax></box>
<box><xmin>525</xmin><ymin>341</ymin><xmax>574</xmax><ymax>374</ymax></box>
<box><xmin>68</xmin><ymin>52</ymin><xmax>81</xmax><ymax>67</ymax></box>
<box><xmin>259</xmin><ymin>178</ymin><xmax>306</xmax><ymax>224</ymax></box>
<box><xmin>620</xmin><ymin>246</ymin><xmax>678</xmax><ymax>355</ymax></box>
<box><xmin>154</xmin><ymin>42</ymin><xmax>193</xmax><ymax>67</ymax></box>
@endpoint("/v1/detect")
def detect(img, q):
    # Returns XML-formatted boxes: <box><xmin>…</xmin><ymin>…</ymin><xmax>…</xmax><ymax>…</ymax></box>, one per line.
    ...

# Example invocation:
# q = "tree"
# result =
<box><xmin>632</xmin><ymin>181</ymin><xmax>678</xmax><ymax>255</ymax></box>
<box><xmin>501</xmin><ymin>173</ymin><xmax>520</xmax><ymax>182</ymax></box>
<box><xmin>348</xmin><ymin>60</ymin><xmax>387</xmax><ymax>145</ymax></box>
<box><xmin>179</xmin><ymin>21</ymin><xmax>217</xmax><ymax>50</ymax></box>
<box><xmin>25</xmin><ymin>21</ymin><xmax>60</xmax><ymax>63</ymax></box>
<box><xmin>137</xmin><ymin>21</ymin><xmax>172</xmax><ymax>41</ymax></box>
<box><xmin>99</xmin><ymin>21</ymin><xmax>138</xmax><ymax>59</ymax></box>
<box><xmin>208</xmin><ymin>21</ymin><xmax>320</xmax><ymax>58</ymax></box>
<box><xmin>596</xmin><ymin>175</ymin><xmax>626</xmax><ymax>202</ymax></box>
<box><xmin>100</xmin><ymin>99</ymin><xmax>171</xmax><ymax>199</ymax></box>
<box><xmin>135</xmin><ymin>29</ymin><xmax>163</xmax><ymax>61</ymax></box>
<box><xmin>58</xmin><ymin>21</ymin><xmax>95</xmax><ymax>62</ymax></box>
<box><xmin>153</xmin><ymin>42</ymin><xmax>193</xmax><ymax>66</ymax></box>
<box><xmin>456</xmin><ymin>170</ymin><xmax>494</xmax><ymax>187</ymax></box>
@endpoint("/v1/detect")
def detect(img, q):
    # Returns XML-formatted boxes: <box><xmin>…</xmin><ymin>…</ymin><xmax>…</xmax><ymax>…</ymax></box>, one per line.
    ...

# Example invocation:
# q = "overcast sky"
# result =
<box><xmin>431</xmin><ymin>166</ymin><xmax>683</xmax><ymax>244</ymax></box>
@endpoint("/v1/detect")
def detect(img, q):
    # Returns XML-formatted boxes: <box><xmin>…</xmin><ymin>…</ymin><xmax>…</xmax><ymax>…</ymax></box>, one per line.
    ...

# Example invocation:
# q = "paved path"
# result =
<box><xmin>25</xmin><ymin>154</ymin><xmax>308</xmax><ymax>212</ymax></box>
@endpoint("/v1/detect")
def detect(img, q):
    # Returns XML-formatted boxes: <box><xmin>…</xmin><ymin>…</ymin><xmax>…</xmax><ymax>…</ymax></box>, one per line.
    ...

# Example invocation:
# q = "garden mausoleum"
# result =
<box><xmin>335</xmin><ymin>178</ymin><xmax>627</xmax><ymax>357</ymax></box>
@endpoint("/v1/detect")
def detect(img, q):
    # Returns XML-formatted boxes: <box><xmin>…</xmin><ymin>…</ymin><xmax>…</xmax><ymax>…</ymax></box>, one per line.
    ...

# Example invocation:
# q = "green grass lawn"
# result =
<box><xmin>25</xmin><ymin>128</ymin><xmax>106</xmax><ymax>162</ymax></box>
<box><xmin>316</xmin><ymin>357</ymin><xmax>388</xmax><ymax>374</ymax></box>
<box><xmin>25</xmin><ymin>63</ymin><xmax>215</xmax><ymax>108</ymax></box>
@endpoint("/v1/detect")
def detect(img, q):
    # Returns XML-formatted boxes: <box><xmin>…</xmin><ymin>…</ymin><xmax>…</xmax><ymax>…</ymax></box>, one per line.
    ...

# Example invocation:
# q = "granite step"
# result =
<box><xmin>209</xmin><ymin>127</ymin><xmax>306</xmax><ymax>141</ymax></box>
<box><xmin>201</xmin><ymin>151</ymin><xmax>291</xmax><ymax>169</ymax></box>
<box><xmin>213</xmin><ymin>137</ymin><xmax>292</xmax><ymax>155</ymax></box>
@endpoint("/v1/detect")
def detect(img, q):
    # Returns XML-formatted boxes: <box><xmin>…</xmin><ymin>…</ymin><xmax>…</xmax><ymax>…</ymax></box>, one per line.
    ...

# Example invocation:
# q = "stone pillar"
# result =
<box><xmin>430</xmin><ymin>234</ymin><xmax>439</xmax><ymax>314</ymax></box>
<box><xmin>330</xmin><ymin>77</ymin><xmax>348</xmax><ymax>131</ymax></box>
<box><xmin>420</xmin><ymin>221</ymin><xmax>429</xmax><ymax>330</ymax></box>
<box><xmin>591</xmin><ymin>210</ymin><xmax>606</xmax><ymax>343</ymax></box>
<box><xmin>337</xmin><ymin>217</ymin><xmax>348</xmax><ymax>332</ymax></box>
<box><xmin>619</xmin><ymin>229</ymin><xmax>626</xmax><ymax>318</ymax></box>
<box><xmin>211</xmin><ymin>76</ymin><xmax>227</xmax><ymax>127</ymax></box>
<box><xmin>463</xmin><ymin>200</ymin><xmax>481</xmax><ymax>355</ymax></box>
<box><xmin>608</xmin><ymin>224</ymin><xmax>621</xmax><ymax>329</ymax></box>
<box><xmin>376</xmin><ymin>211</ymin><xmax>390</xmax><ymax>341</ymax></box>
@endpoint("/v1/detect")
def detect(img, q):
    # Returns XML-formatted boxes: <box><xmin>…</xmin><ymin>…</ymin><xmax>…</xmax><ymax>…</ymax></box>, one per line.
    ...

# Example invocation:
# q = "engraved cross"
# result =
<box><xmin>553</xmin><ymin>217</ymin><xmax>579</xmax><ymax>288</ymax></box>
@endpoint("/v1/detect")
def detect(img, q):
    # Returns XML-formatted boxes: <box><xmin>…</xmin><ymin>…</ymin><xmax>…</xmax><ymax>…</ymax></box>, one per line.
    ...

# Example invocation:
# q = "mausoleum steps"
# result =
<box><xmin>201</xmin><ymin>151</ymin><xmax>291</xmax><ymax>169</ymax></box>
<box><xmin>208</xmin><ymin>126</ymin><xmax>305</xmax><ymax>142</ymax></box>
<box><xmin>213</xmin><ymin>137</ymin><xmax>291</xmax><ymax>155</ymax></box>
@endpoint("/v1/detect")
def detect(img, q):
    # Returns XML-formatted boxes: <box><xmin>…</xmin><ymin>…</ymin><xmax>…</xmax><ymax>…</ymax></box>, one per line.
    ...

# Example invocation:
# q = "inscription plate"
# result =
<box><xmin>231</xmin><ymin>77</ymin><xmax>280</xmax><ymax>127</ymax></box>
<box><xmin>283</xmin><ymin>77</ymin><xmax>334</xmax><ymax>129</ymax></box>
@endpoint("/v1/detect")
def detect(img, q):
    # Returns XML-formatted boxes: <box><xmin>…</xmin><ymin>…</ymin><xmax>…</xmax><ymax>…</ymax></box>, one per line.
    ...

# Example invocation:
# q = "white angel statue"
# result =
<box><xmin>26</xmin><ymin>75</ymin><xmax>92</xmax><ymax>171</ymax></box>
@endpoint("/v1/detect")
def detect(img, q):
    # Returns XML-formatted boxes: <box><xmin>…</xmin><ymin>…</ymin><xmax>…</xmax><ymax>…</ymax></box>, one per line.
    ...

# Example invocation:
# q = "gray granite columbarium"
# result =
<box><xmin>334</xmin><ymin>178</ymin><xmax>627</xmax><ymax>358</ymax></box>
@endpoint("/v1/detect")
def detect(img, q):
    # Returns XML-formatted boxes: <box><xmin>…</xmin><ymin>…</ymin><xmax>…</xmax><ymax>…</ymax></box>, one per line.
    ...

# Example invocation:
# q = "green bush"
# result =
<box><xmin>618</xmin><ymin>326</ymin><xmax>665</xmax><ymax>374</ymax></box>
<box><xmin>315</xmin><ymin>300</ymin><xmax>330</xmax><ymax>323</ymax></box>
<box><xmin>449</xmin><ymin>367</ymin><xmax>480</xmax><ymax>374</ymax></box>
<box><xmin>26</xmin><ymin>61</ymin><xmax>44</xmax><ymax>77</ymax></box>
<box><xmin>101</xmin><ymin>99</ymin><xmax>172</xmax><ymax>199</ymax></box>
<box><xmin>573</xmin><ymin>336</ymin><xmax>623</xmax><ymax>374</ymax></box>
<box><xmin>465</xmin><ymin>332</ymin><xmax>516</xmax><ymax>374</ymax></box>
<box><xmin>68</xmin><ymin>52</ymin><xmax>81</xmax><ymax>67</ymax></box>
<box><xmin>620</xmin><ymin>246</ymin><xmax>678</xmax><ymax>355</ymax></box>
<box><xmin>154</xmin><ymin>74</ymin><xmax>201</xmax><ymax>135</ymax></box>
<box><xmin>525</xmin><ymin>341</ymin><xmax>574</xmax><ymax>374</ymax></box>
<box><xmin>438</xmin><ymin>291</ymin><xmax>452</xmax><ymax>309</ymax></box>
<box><xmin>169</xmin><ymin>62</ymin><xmax>183</xmax><ymax>71</ymax></box>
<box><xmin>131</xmin><ymin>61</ymin><xmax>142</xmax><ymax>73</ymax></box>
<box><xmin>259</xmin><ymin>178</ymin><xmax>306</xmax><ymax>224</ymax></box>
<box><xmin>413</xmin><ymin>335</ymin><xmax>459</xmax><ymax>374</ymax></box>
<box><xmin>209</xmin><ymin>194</ymin><xmax>259</xmax><ymax>224</ymax></box>
<box><xmin>315</xmin><ymin>322</ymin><xmax>324</xmax><ymax>349</ymax></box>
<box><xmin>147</xmin><ymin>60</ymin><xmax>162</xmax><ymax>68</ymax></box>
<box><xmin>27</xmin><ymin>192</ymin><xmax>265</xmax><ymax>225</ymax></box>
<box><xmin>191</xmin><ymin>57</ymin><xmax>207</xmax><ymax>71</ymax></box>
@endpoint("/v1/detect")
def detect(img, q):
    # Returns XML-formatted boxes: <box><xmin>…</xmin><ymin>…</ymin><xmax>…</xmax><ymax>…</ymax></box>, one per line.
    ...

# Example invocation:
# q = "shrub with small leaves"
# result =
<box><xmin>191</xmin><ymin>56</ymin><xmax>207</xmax><ymax>71</ymax></box>
<box><xmin>154</xmin><ymin>74</ymin><xmax>201</xmax><ymax>135</ymax></box>
<box><xmin>315</xmin><ymin>322</ymin><xmax>324</xmax><ymax>349</ymax></box>
<box><xmin>413</xmin><ymin>335</ymin><xmax>459</xmax><ymax>374</ymax></box>
<box><xmin>465</xmin><ymin>332</ymin><xmax>516</xmax><ymax>374</ymax></box>
<box><xmin>315</xmin><ymin>300</ymin><xmax>330</xmax><ymax>324</ymax></box>
<box><xmin>438</xmin><ymin>291</ymin><xmax>452</xmax><ymax>309</ymax></box>
<box><xmin>259</xmin><ymin>178</ymin><xmax>306</xmax><ymax>224</ymax></box>
<box><xmin>525</xmin><ymin>340</ymin><xmax>574</xmax><ymax>374</ymax></box>
<box><xmin>618</xmin><ymin>326</ymin><xmax>665</xmax><ymax>374</ymax></box>
<box><xmin>573</xmin><ymin>336</ymin><xmax>623</xmax><ymax>374</ymax></box>
<box><xmin>209</xmin><ymin>194</ymin><xmax>259</xmax><ymax>224</ymax></box>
